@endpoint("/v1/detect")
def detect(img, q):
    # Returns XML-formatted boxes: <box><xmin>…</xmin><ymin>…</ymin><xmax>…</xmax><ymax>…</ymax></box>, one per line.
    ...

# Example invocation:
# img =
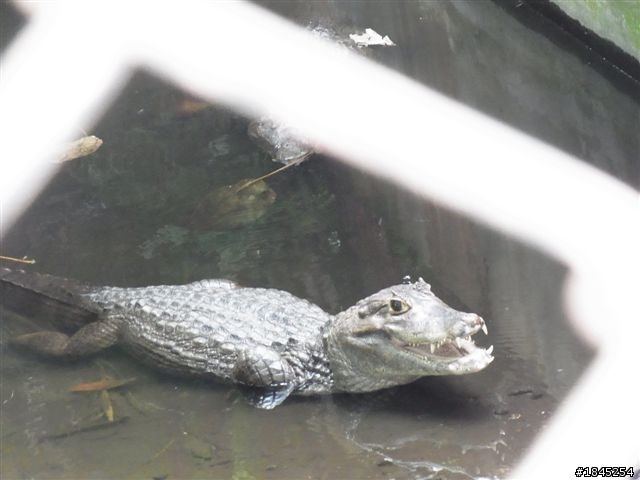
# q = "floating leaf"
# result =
<box><xmin>69</xmin><ymin>376</ymin><xmax>136</xmax><ymax>392</ymax></box>
<box><xmin>57</xmin><ymin>135</ymin><xmax>103</xmax><ymax>162</ymax></box>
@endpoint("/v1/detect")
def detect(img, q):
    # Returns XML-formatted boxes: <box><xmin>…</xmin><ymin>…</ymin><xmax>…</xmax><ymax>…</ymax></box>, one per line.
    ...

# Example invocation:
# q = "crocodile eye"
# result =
<box><xmin>389</xmin><ymin>298</ymin><xmax>410</xmax><ymax>315</ymax></box>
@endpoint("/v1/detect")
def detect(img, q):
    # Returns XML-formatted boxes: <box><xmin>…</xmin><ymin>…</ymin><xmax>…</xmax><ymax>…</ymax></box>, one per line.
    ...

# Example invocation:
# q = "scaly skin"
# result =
<box><xmin>1</xmin><ymin>269</ymin><xmax>493</xmax><ymax>408</ymax></box>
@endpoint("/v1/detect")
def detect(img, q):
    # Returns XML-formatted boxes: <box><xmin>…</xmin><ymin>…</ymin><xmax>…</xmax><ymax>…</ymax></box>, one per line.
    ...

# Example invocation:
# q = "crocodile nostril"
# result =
<box><xmin>461</xmin><ymin>313</ymin><xmax>487</xmax><ymax>334</ymax></box>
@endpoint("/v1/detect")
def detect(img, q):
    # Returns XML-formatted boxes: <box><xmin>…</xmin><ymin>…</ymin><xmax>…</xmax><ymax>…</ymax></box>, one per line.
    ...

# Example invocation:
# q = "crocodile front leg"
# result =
<box><xmin>11</xmin><ymin>318</ymin><xmax>121</xmax><ymax>358</ymax></box>
<box><xmin>232</xmin><ymin>345</ymin><xmax>296</xmax><ymax>409</ymax></box>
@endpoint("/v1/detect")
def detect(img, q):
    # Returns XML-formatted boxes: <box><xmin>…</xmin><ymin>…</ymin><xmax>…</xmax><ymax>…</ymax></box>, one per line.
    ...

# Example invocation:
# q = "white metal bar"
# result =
<box><xmin>2</xmin><ymin>1</ymin><xmax>638</xmax><ymax>476</ymax></box>
<box><xmin>0</xmin><ymin>1</ymin><xmax>132</xmax><ymax>229</ymax></box>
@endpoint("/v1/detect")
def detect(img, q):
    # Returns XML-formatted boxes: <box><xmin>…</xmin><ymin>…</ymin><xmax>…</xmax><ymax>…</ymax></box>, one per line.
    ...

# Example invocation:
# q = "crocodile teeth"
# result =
<box><xmin>481</xmin><ymin>323</ymin><xmax>488</xmax><ymax>335</ymax></box>
<box><xmin>455</xmin><ymin>338</ymin><xmax>463</xmax><ymax>349</ymax></box>
<box><xmin>487</xmin><ymin>345</ymin><xmax>494</xmax><ymax>355</ymax></box>
<box><xmin>430</xmin><ymin>343</ymin><xmax>435</xmax><ymax>354</ymax></box>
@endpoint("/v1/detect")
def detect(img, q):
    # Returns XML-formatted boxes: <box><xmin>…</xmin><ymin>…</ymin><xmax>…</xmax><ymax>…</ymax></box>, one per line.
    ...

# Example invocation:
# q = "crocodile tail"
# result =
<box><xmin>0</xmin><ymin>268</ymin><xmax>100</xmax><ymax>332</ymax></box>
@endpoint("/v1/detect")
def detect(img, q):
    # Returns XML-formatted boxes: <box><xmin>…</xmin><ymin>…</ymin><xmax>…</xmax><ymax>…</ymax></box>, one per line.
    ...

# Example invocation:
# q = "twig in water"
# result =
<box><xmin>0</xmin><ymin>255</ymin><xmax>36</xmax><ymax>264</ymax></box>
<box><xmin>37</xmin><ymin>416</ymin><xmax>130</xmax><ymax>443</ymax></box>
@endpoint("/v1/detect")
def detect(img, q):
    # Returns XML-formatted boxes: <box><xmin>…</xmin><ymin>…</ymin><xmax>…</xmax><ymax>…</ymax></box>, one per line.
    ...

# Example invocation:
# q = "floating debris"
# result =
<box><xmin>100</xmin><ymin>390</ymin><xmax>115</xmax><ymax>422</ymax></box>
<box><xmin>237</xmin><ymin>161</ymin><xmax>304</xmax><ymax>191</ymax></box>
<box><xmin>37</xmin><ymin>416</ymin><xmax>129</xmax><ymax>443</ymax></box>
<box><xmin>176</xmin><ymin>98</ymin><xmax>212</xmax><ymax>116</ymax></box>
<box><xmin>0</xmin><ymin>255</ymin><xmax>36</xmax><ymax>264</ymax></box>
<box><xmin>68</xmin><ymin>376</ymin><xmax>137</xmax><ymax>392</ymax></box>
<box><xmin>57</xmin><ymin>135</ymin><xmax>103</xmax><ymax>163</ymax></box>
<box><xmin>349</xmin><ymin>28</ymin><xmax>396</xmax><ymax>47</ymax></box>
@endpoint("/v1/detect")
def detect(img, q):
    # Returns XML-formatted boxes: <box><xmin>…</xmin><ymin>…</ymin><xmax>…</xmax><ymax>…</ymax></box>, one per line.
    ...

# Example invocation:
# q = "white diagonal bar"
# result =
<box><xmin>3</xmin><ymin>1</ymin><xmax>639</xmax><ymax>476</ymax></box>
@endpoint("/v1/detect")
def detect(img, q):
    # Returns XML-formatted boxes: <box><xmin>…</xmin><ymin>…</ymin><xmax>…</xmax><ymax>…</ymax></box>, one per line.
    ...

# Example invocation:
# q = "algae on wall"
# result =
<box><xmin>550</xmin><ymin>0</ymin><xmax>640</xmax><ymax>60</ymax></box>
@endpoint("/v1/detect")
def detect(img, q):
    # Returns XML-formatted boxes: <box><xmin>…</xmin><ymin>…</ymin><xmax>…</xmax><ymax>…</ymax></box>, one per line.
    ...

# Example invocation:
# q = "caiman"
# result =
<box><xmin>0</xmin><ymin>268</ymin><xmax>493</xmax><ymax>408</ymax></box>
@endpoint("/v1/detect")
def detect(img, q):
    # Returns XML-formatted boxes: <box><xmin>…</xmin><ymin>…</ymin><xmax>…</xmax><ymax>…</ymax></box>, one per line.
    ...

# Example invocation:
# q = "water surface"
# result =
<box><xmin>2</xmin><ymin>1</ymin><xmax>637</xmax><ymax>478</ymax></box>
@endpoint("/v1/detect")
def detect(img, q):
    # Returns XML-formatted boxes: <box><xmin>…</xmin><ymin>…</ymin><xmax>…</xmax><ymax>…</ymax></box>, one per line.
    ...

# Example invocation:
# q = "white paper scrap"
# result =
<box><xmin>349</xmin><ymin>28</ymin><xmax>396</xmax><ymax>47</ymax></box>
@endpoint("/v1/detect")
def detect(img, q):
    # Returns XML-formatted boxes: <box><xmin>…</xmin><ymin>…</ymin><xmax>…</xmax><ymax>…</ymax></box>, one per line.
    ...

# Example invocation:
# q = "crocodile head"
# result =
<box><xmin>325</xmin><ymin>278</ymin><xmax>494</xmax><ymax>393</ymax></box>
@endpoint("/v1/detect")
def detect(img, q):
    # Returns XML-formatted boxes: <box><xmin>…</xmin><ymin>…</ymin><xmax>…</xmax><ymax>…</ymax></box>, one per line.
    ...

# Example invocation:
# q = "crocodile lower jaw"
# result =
<box><xmin>398</xmin><ymin>336</ymin><xmax>494</xmax><ymax>362</ymax></box>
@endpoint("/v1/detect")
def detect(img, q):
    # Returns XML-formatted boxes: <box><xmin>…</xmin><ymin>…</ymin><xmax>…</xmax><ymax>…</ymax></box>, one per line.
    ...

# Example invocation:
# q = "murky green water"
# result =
<box><xmin>1</xmin><ymin>1</ymin><xmax>637</xmax><ymax>479</ymax></box>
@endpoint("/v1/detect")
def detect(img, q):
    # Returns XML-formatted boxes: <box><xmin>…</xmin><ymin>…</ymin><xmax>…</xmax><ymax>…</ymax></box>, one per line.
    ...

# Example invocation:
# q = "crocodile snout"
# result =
<box><xmin>452</xmin><ymin>312</ymin><xmax>488</xmax><ymax>337</ymax></box>
<box><xmin>464</xmin><ymin>312</ymin><xmax>488</xmax><ymax>334</ymax></box>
